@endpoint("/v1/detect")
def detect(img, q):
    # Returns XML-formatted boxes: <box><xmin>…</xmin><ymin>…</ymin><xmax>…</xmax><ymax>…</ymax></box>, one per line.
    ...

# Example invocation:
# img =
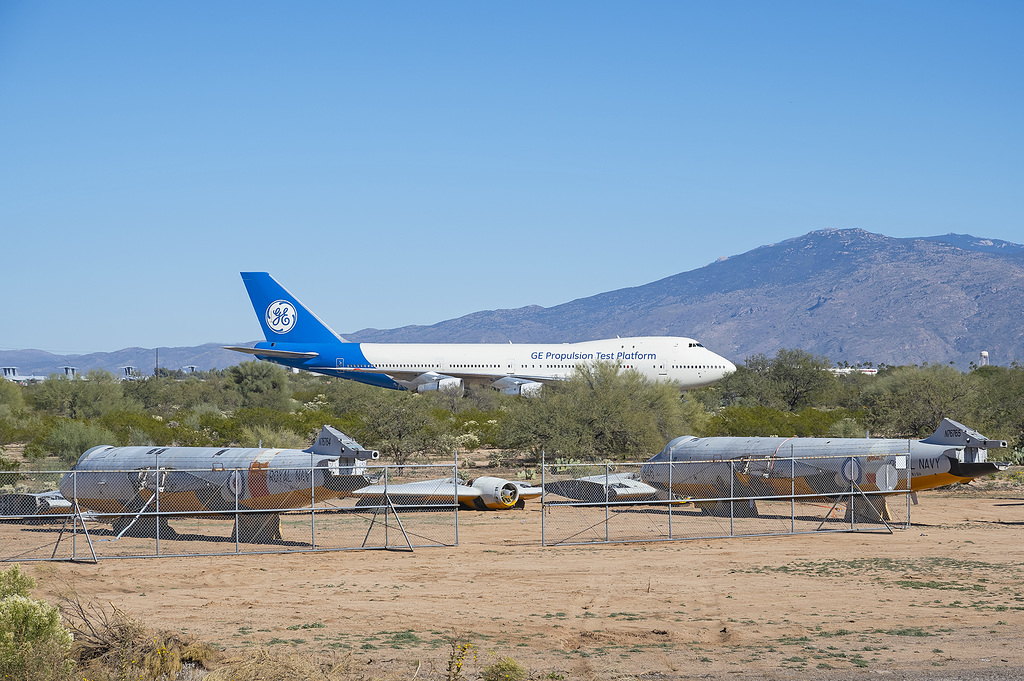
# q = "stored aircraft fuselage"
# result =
<box><xmin>640</xmin><ymin>418</ymin><xmax>1008</xmax><ymax>498</ymax></box>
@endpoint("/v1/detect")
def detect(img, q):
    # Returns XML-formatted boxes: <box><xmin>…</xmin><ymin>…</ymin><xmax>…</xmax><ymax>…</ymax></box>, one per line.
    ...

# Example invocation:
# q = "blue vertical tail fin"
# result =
<box><xmin>240</xmin><ymin>272</ymin><xmax>344</xmax><ymax>345</ymax></box>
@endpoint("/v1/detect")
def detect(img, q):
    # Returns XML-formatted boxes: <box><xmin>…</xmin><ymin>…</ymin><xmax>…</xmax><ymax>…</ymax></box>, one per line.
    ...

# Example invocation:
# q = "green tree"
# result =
<box><xmin>227</xmin><ymin>362</ymin><xmax>293</xmax><ymax>411</ymax></box>
<box><xmin>356</xmin><ymin>391</ymin><xmax>435</xmax><ymax>466</ymax></box>
<box><xmin>767</xmin><ymin>348</ymin><xmax>836</xmax><ymax>411</ymax></box>
<box><xmin>713</xmin><ymin>349</ymin><xmax>836</xmax><ymax>412</ymax></box>
<box><xmin>0</xmin><ymin>379</ymin><xmax>26</xmax><ymax>413</ymax></box>
<box><xmin>0</xmin><ymin>380</ymin><xmax>31</xmax><ymax>446</ymax></box>
<box><xmin>714</xmin><ymin>353</ymin><xmax>786</xmax><ymax>409</ymax></box>
<box><xmin>29</xmin><ymin>371</ymin><xmax>139</xmax><ymax>419</ymax></box>
<box><xmin>862</xmin><ymin>364</ymin><xmax>977</xmax><ymax>438</ymax></box>
<box><xmin>498</xmin><ymin>362</ymin><xmax>706</xmax><ymax>459</ymax></box>
<box><xmin>40</xmin><ymin>419</ymin><xmax>118</xmax><ymax>464</ymax></box>
<box><xmin>702</xmin><ymin>405</ymin><xmax>859</xmax><ymax>438</ymax></box>
<box><xmin>98</xmin><ymin>411</ymin><xmax>174</xmax><ymax>446</ymax></box>
<box><xmin>966</xmin><ymin>364</ymin><xmax>1024</xmax><ymax>454</ymax></box>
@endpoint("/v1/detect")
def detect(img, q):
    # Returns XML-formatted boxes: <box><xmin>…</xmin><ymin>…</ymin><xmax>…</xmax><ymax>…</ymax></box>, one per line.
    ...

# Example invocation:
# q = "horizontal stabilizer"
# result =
<box><xmin>948</xmin><ymin>459</ymin><xmax>1010</xmax><ymax>478</ymax></box>
<box><xmin>223</xmin><ymin>346</ymin><xmax>319</xmax><ymax>360</ymax></box>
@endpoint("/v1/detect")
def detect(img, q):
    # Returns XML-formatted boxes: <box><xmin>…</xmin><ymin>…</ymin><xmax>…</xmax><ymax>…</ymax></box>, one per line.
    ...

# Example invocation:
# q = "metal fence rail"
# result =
<box><xmin>540</xmin><ymin>454</ymin><xmax>912</xmax><ymax>546</ymax></box>
<box><xmin>1</xmin><ymin>464</ymin><xmax>458</xmax><ymax>562</ymax></box>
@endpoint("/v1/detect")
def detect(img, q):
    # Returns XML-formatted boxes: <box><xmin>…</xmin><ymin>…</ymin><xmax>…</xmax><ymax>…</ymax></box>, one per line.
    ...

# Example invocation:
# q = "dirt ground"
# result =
<box><xmin>20</xmin><ymin>482</ymin><xmax>1024</xmax><ymax>681</ymax></box>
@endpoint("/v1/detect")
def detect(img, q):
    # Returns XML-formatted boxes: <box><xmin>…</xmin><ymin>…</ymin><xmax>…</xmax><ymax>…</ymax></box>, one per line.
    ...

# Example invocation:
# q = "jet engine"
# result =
<box><xmin>416</xmin><ymin>376</ymin><xmax>464</xmax><ymax>395</ymax></box>
<box><xmin>504</xmin><ymin>381</ymin><xmax>542</xmax><ymax>397</ymax></box>
<box><xmin>469</xmin><ymin>477</ymin><xmax>521</xmax><ymax>510</ymax></box>
<box><xmin>491</xmin><ymin>376</ymin><xmax>543</xmax><ymax>396</ymax></box>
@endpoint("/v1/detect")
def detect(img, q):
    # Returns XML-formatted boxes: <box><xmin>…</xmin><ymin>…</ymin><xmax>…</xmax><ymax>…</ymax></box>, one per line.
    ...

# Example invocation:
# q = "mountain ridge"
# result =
<box><xmin>3</xmin><ymin>229</ymin><xmax>1021</xmax><ymax>375</ymax></box>
<box><xmin>342</xmin><ymin>229</ymin><xmax>1024</xmax><ymax>367</ymax></box>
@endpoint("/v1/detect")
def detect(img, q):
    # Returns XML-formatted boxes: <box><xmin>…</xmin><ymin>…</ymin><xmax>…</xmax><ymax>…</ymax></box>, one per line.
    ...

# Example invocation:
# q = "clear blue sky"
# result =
<box><xmin>2</xmin><ymin>2</ymin><xmax>1021</xmax><ymax>353</ymax></box>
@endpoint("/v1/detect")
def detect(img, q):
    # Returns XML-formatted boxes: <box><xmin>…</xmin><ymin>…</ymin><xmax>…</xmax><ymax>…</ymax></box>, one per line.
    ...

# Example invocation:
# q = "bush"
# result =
<box><xmin>481</xmin><ymin>656</ymin><xmax>528</xmax><ymax>681</ymax></box>
<box><xmin>237</xmin><ymin>423</ymin><xmax>309</xmax><ymax>449</ymax></box>
<box><xmin>0</xmin><ymin>454</ymin><xmax>19</xmax><ymax>487</ymax></box>
<box><xmin>0</xmin><ymin>565</ymin><xmax>75</xmax><ymax>681</ymax></box>
<box><xmin>488</xmin><ymin>450</ymin><xmax>517</xmax><ymax>468</ymax></box>
<box><xmin>41</xmin><ymin>419</ymin><xmax>117</xmax><ymax>464</ymax></box>
<box><xmin>98</xmin><ymin>411</ymin><xmax>173</xmax><ymax>446</ymax></box>
<box><xmin>0</xmin><ymin>564</ymin><xmax>35</xmax><ymax>598</ymax></box>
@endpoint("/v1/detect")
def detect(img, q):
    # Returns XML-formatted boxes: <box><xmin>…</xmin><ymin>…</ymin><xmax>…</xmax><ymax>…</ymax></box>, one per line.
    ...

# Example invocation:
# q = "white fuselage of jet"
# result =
<box><xmin>349</xmin><ymin>337</ymin><xmax>735</xmax><ymax>390</ymax></box>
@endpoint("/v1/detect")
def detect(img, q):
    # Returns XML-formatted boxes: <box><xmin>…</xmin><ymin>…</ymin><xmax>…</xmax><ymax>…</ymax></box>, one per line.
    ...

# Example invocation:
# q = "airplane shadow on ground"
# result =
<box><xmin>15</xmin><ymin>525</ymin><xmax>316</xmax><ymax>548</ymax></box>
<box><xmin>10</xmin><ymin>509</ymin><xmax>416</xmax><ymax>548</ymax></box>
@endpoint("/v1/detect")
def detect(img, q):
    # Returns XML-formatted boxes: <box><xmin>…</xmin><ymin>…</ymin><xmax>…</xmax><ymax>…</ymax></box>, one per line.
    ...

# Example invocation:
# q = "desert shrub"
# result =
<box><xmin>481</xmin><ymin>656</ymin><xmax>528</xmax><ymax>681</ymax></box>
<box><xmin>488</xmin><ymin>450</ymin><xmax>517</xmax><ymax>468</ymax></box>
<box><xmin>227</xmin><ymin>361</ymin><xmax>294</xmax><ymax>411</ymax></box>
<box><xmin>0</xmin><ymin>565</ymin><xmax>75</xmax><ymax>681</ymax></box>
<box><xmin>40</xmin><ymin>419</ymin><xmax>117</xmax><ymax>464</ymax></box>
<box><xmin>498</xmin><ymin>362</ymin><xmax>704</xmax><ymax>459</ymax></box>
<box><xmin>237</xmin><ymin>423</ymin><xmax>309</xmax><ymax>449</ymax></box>
<box><xmin>827</xmin><ymin>417</ymin><xmax>866</xmax><ymax>438</ymax></box>
<box><xmin>455</xmin><ymin>432</ymin><xmax>481</xmax><ymax>452</ymax></box>
<box><xmin>0</xmin><ymin>564</ymin><xmax>35</xmax><ymax>598</ymax></box>
<box><xmin>98</xmin><ymin>411</ymin><xmax>174</xmax><ymax>446</ymax></box>
<box><xmin>0</xmin><ymin>454</ymin><xmax>19</xmax><ymax>487</ymax></box>
<box><xmin>701</xmin><ymin>405</ymin><xmax>858</xmax><ymax>438</ymax></box>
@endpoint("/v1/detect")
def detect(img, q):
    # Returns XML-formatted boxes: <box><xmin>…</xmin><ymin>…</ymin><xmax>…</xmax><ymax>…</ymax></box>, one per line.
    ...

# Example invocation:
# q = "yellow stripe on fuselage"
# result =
<box><xmin>910</xmin><ymin>472</ymin><xmax>971</xmax><ymax>491</ymax></box>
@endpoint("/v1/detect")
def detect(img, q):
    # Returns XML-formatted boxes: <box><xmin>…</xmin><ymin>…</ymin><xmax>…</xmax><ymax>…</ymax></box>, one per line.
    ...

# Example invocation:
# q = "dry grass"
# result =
<box><xmin>204</xmin><ymin>648</ymin><xmax>355</xmax><ymax>681</ymax></box>
<box><xmin>58</xmin><ymin>592</ymin><xmax>221</xmax><ymax>681</ymax></box>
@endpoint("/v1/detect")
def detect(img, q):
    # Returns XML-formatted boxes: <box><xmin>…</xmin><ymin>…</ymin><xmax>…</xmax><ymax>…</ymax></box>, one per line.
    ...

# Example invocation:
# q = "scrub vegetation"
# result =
<box><xmin>1</xmin><ymin>351</ymin><xmax>1022</xmax><ymax>473</ymax></box>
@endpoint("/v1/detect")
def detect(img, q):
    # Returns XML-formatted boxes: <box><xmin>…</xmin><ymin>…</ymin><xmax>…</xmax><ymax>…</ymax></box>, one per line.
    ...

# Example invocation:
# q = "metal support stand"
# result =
<box><xmin>361</xmin><ymin>493</ymin><xmax>414</xmax><ymax>552</ymax></box>
<box><xmin>51</xmin><ymin>502</ymin><xmax>98</xmax><ymax>563</ymax></box>
<box><xmin>816</xmin><ymin>482</ymin><xmax>895</xmax><ymax>534</ymax></box>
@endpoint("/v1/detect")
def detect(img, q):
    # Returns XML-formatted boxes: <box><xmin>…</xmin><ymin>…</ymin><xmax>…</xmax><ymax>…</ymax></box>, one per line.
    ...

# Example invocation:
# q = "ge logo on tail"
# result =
<box><xmin>266</xmin><ymin>301</ymin><xmax>297</xmax><ymax>334</ymax></box>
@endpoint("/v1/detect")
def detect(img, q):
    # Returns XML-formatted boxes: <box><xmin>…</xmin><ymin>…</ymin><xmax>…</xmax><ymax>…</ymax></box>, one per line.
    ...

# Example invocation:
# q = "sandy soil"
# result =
<box><xmin>21</xmin><ymin>484</ymin><xmax>1024</xmax><ymax>681</ymax></box>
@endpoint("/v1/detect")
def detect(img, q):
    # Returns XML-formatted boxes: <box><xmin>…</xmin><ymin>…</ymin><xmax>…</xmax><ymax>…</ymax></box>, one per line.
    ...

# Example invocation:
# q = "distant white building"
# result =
<box><xmin>830</xmin><ymin>366</ymin><xmax>878</xmax><ymax>376</ymax></box>
<box><xmin>1</xmin><ymin>367</ymin><xmax>48</xmax><ymax>383</ymax></box>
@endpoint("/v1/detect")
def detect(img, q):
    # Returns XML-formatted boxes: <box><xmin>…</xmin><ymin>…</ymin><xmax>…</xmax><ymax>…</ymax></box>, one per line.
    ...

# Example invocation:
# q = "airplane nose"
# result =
<box><xmin>713</xmin><ymin>355</ymin><xmax>736</xmax><ymax>375</ymax></box>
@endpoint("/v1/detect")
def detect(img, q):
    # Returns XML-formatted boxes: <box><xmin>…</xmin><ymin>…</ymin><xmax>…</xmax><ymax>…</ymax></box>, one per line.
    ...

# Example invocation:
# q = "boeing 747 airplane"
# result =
<box><xmin>225</xmin><ymin>272</ymin><xmax>735</xmax><ymax>395</ymax></box>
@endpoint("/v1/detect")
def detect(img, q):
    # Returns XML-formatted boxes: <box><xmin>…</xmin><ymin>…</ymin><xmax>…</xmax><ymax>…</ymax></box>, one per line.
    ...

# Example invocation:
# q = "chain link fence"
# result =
<box><xmin>540</xmin><ymin>454</ymin><xmax>912</xmax><ymax>546</ymax></box>
<box><xmin>1</xmin><ymin>464</ymin><xmax>458</xmax><ymax>562</ymax></box>
<box><xmin>1</xmin><ymin>452</ymin><xmax>918</xmax><ymax>559</ymax></box>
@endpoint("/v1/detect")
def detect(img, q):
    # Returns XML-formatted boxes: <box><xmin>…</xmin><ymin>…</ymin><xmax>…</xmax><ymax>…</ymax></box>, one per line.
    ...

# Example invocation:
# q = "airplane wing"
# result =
<box><xmin>0</xmin><ymin>490</ymin><xmax>76</xmax><ymax>522</ymax></box>
<box><xmin>350</xmin><ymin>476</ymin><xmax>542</xmax><ymax>510</ymax></box>
<box><xmin>545</xmin><ymin>472</ymin><xmax>661</xmax><ymax>503</ymax></box>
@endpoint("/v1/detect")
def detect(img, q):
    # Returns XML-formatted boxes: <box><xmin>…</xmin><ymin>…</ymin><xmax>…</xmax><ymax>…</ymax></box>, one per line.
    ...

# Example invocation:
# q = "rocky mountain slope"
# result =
<box><xmin>345</xmin><ymin>229</ymin><xmax>1024</xmax><ymax>367</ymax></box>
<box><xmin>5</xmin><ymin>229</ymin><xmax>1021</xmax><ymax>374</ymax></box>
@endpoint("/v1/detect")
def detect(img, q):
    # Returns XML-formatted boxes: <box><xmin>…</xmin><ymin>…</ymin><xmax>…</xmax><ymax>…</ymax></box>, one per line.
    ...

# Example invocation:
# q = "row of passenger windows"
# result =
<box><xmin>359</xmin><ymin>362</ymin><xmax>727</xmax><ymax>372</ymax></box>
